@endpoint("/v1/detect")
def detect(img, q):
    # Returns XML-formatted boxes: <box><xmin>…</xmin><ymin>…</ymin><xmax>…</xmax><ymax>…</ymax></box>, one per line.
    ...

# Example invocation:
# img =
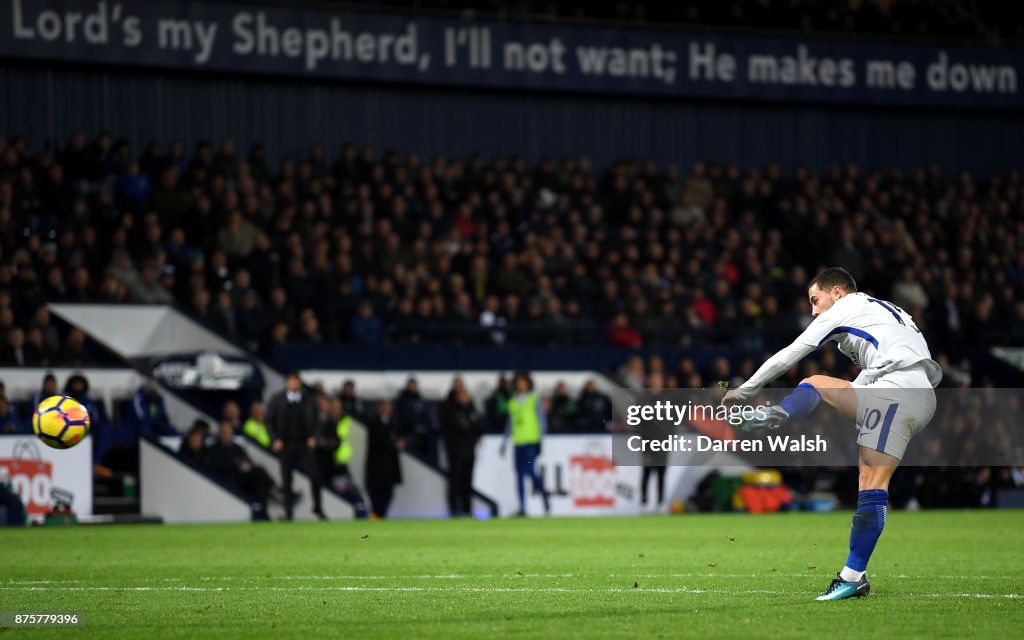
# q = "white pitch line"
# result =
<box><xmin>1</xmin><ymin>585</ymin><xmax>1021</xmax><ymax>599</ymax></box>
<box><xmin>3</xmin><ymin>572</ymin><xmax>1010</xmax><ymax>586</ymax></box>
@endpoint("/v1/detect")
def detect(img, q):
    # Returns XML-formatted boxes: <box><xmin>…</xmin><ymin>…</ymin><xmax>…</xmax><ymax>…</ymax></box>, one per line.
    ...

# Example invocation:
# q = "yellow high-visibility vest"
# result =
<box><xmin>243</xmin><ymin>418</ymin><xmax>271</xmax><ymax>448</ymax></box>
<box><xmin>334</xmin><ymin>415</ymin><xmax>353</xmax><ymax>465</ymax></box>
<box><xmin>508</xmin><ymin>393</ymin><xmax>541</xmax><ymax>445</ymax></box>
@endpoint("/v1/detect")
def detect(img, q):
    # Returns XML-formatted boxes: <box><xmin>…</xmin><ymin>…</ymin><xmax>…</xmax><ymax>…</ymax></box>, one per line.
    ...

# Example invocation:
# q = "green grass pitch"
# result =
<box><xmin>2</xmin><ymin>511</ymin><xmax>1022</xmax><ymax>638</ymax></box>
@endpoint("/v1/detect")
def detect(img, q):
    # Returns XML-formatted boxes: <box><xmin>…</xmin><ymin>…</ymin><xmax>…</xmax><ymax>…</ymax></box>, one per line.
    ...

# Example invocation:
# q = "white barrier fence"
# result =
<box><xmin>473</xmin><ymin>435</ymin><xmax>747</xmax><ymax>517</ymax></box>
<box><xmin>140</xmin><ymin>438</ymin><xmax>251</xmax><ymax>524</ymax></box>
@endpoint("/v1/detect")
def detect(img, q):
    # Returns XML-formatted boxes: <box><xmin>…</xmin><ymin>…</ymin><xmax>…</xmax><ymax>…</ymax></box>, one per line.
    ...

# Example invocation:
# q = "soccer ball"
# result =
<box><xmin>33</xmin><ymin>396</ymin><xmax>91</xmax><ymax>449</ymax></box>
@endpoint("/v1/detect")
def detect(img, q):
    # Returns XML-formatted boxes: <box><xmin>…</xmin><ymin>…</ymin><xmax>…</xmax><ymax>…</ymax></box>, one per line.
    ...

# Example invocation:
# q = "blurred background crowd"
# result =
<box><xmin>2</xmin><ymin>133</ymin><xmax>1022</xmax><ymax>366</ymax></box>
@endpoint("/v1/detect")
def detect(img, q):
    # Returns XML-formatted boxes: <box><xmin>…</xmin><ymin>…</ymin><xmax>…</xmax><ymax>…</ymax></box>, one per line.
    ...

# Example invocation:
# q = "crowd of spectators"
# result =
<box><xmin>2</xmin><ymin>132</ymin><xmax>1023</xmax><ymax>370</ymax></box>
<box><xmin>353</xmin><ymin>0</ymin><xmax>1014</xmax><ymax>43</ymax></box>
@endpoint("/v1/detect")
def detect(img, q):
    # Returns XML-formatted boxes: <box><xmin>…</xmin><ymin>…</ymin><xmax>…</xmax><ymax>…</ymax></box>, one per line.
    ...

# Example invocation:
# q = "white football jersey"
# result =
<box><xmin>735</xmin><ymin>291</ymin><xmax>942</xmax><ymax>398</ymax></box>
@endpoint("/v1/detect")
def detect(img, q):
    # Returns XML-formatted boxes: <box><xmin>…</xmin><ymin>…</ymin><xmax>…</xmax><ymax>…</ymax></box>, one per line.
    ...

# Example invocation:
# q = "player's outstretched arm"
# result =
<box><xmin>724</xmin><ymin>306</ymin><xmax>844</xmax><ymax>403</ymax></box>
<box><xmin>723</xmin><ymin>341</ymin><xmax>816</xmax><ymax>404</ymax></box>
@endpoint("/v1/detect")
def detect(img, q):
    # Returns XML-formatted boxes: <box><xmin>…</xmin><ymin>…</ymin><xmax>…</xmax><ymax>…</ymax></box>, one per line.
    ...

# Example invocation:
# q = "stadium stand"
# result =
<box><xmin>1</xmin><ymin>134</ymin><xmax>1021</xmax><ymax>362</ymax></box>
<box><xmin>1</xmin><ymin>130</ymin><xmax>1022</xmax><ymax>510</ymax></box>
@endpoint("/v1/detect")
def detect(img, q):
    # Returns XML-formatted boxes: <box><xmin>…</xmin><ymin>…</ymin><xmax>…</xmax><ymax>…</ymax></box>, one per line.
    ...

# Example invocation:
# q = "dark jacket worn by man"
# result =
<box><xmin>266</xmin><ymin>383</ymin><xmax>323</xmax><ymax>520</ymax></box>
<box><xmin>439</xmin><ymin>392</ymin><xmax>483</xmax><ymax>517</ymax></box>
<box><xmin>365</xmin><ymin>403</ymin><xmax>403</xmax><ymax>519</ymax></box>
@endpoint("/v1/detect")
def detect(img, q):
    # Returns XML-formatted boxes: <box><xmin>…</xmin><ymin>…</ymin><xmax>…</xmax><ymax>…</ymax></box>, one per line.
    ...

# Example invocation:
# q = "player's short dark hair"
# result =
<box><xmin>808</xmin><ymin>267</ymin><xmax>857</xmax><ymax>293</ymax></box>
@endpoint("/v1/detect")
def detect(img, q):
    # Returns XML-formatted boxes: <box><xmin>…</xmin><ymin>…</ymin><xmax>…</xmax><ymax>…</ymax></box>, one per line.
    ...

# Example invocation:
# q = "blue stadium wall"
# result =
<box><xmin>2</xmin><ymin>62</ymin><xmax>1022</xmax><ymax>173</ymax></box>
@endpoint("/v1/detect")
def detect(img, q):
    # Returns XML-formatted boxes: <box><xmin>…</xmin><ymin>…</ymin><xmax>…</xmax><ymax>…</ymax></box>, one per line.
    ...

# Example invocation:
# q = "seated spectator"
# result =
<box><xmin>350</xmin><ymin>300</ymin><xmax>382</xmax><ymax>344</ymax></box>
<box><xmin>236</xmin><ymin>290</ymin><xmax>265</xmax><ymax>353</ymax></box>
<box><xmin>0</xmin><ymin>309</ymin><xmax>14</xmax><ymax>350</ymax></box>
<box><xmin>33</xmin><ymin>372</ymin><xmax>59</xmax><ymax>407</ymax></box>
<box><xmin>179</xmin><ymin>419</ymin><xmax>210</xmax><ymax>465</ymax></box>
<box><xmin>577</xmin><ymin>380</ymin><xmax>612</xmax><ymax>432</ymax></box>
<box><xmin>891</xmin><ymin>266</ymin><xmax>929</xmax><ymax>316</ymax></box>
<box><xmin>0</xmin><ymin>327</ymin><xmax>31</xmax><ymax>366</ymax></box>
<box><xmin>296</xmin><ymin>308</ymin><xmax>323</xmax><ymax>343</ymax></box>
<box><xmin>117</xmin><ymin>160</ymin><xmax>151</xmax><ymax>212</ymax></box>
<box><xmin>216</xmin><ymin>210</ymin><xmax>258</xmax><ymax>258</ymax></box>
<box><xmin>242</xmin><ymin>400</ymin><xmax>271</xmax><ymax>447</ymax></box>
<box><xmin>98</xmin><ymin>272</ymin><xmax>127</xmax><ymax>303</ymax></box>
<box><xmin>214</xmin><ymin>290</ymin><xmax>239</xmax><ymax>339</ymax></box>
<box><xmin>548</xmin><ymin>382</ymin><xmax>579</xmax><ymax>433</ymax></box>
<box><xmin>131</xmin><ymin>385</ymin><xmax>175</xmax><ymax>436</ymax></box>
<box><xmin>607</xmin><ymin>313</ymin><xmax>643</xmax><ymax>349</ymax></box>
<box><xmin>222</xmin><ymin>399</ymin><xmax>242</xmax><ymax>432</ymax></box>
<box><xmin>24</xmin><ymin>327</ymin><xmax>55</xmax><ymax>366</ymax></box>
<box><xmin>262</xmin><ymin>321</ymin><xmax>291</xmax><ymax>357</ymax></box>
<box><xmin>62</xmin><ymin>329</ymin><xmax>92</xmax><ymax>366</ymax></box>
<box><xmin>0</xmin><ymin>397</ymin><xmax>26</xmax><ymax>434</ymax></box>
<box><xmin>63</xmin><ymin>374</ymin><xmax>110</xmax><ymax>465</ymax></box>
<box><xmin>710</xmin><ymin>357</ymin><xmax>731</xmax><ymax>384</ymax></box>
<box><xmin>206</xmin><ymin>419</ymin><xmax>276</xmax><ymax>514</ymax></box>
<box><xmin>30</xmin><ymin>307</ymin><xmax>61</xmax><ymax>356</ymax></box>
<box><xmin>617</xmin><ymin>355</ymin><xmax>646</xmax><ymax>390</ymax></box>
<box><xmin>479</xmin><ymin>296</ymin><xmax>507</xmax><ymax>344</ymax></box>
<box><xmin>128</xmin><ymin>262</ymin><xmax>174</xmax><ymax>304</ymax></box>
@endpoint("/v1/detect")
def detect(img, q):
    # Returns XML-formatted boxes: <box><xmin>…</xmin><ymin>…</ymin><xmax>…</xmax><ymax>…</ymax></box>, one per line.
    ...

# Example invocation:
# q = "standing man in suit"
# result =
<box><xmin>439</xmin><ymin>386</ymin><xmax>484</xmax><ymax>518</ymax></box>
<box><xmin>266</xmin><ymin>371</ymin><xmax>325</xmax><ymax>520</ymax></box>
<box><xmin>365</xmin><ymin>400</ymin><xmax>404</xmax><ymax>519</ymax></box>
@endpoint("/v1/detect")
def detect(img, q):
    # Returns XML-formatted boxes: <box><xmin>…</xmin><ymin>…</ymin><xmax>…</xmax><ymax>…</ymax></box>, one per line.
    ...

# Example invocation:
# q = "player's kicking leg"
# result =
<box><xmin>739</xmin><ymin>374</ymin><xmax>856</xmax><ymax>431</ymax></box>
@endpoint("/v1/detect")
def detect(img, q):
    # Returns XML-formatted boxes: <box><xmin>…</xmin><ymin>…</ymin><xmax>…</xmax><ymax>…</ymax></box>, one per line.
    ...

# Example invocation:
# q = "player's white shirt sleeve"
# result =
<box><xmin>731</xmin><ymin>302</ymin><xmax>848</xmax><ymax>400</ymax></box>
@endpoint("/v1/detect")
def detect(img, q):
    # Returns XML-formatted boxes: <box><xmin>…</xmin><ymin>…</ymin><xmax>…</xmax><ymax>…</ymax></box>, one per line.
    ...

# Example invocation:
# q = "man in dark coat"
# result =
<box><xmin>577</xmin><ymin>379</ymin><xmax>613</xmax><ymax>432</ymax></box>
<box><xmin>365</xmin><ymin>400</ymin><xmax>404</xmax><ymax>519</ymax></box>
<box><xmin>394</xmin><ymin>377</ymin><xmax>436</xmax><ymax>464</ymax></box>
<box><xmin>439</xmin><ymin>387</ymin><xmax>483</xmax><ymax>517</ymax></box>
<box><xmin>265</xmin><ymin>371</ymin><xmax>324</xmax><ymax>520</ymax></box>
<box><xmin>338</xmin><ymin>379</ymin><xmax>366</xmax><ymax>422</ymax></box>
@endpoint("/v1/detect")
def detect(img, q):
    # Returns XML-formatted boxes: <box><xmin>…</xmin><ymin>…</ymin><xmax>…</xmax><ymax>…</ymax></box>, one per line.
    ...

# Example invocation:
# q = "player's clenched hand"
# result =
<box><xmin>721</xmin><ymin>389</ymin><xmax>743</xmax><ymax>406</ymax></box>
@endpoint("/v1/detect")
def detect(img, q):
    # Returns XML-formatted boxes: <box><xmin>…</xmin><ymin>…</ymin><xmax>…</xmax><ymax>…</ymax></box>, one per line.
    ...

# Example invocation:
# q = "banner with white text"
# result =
<box><xmin>2</xmin><ymin>0</ymin><xmax>1022</xmax><ymax>108</ymax></box>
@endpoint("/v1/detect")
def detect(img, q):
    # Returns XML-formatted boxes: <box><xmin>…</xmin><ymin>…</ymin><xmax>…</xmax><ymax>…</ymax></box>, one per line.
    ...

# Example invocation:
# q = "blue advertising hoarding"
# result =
<box><xmin>1</xmin><ymin>0</ymin><xmax>1022</xmax><ymax>109</ymax></box>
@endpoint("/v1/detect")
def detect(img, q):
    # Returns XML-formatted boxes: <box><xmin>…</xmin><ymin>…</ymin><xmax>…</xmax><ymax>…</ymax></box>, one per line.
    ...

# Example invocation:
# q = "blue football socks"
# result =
<box><xmin>843</xmin><ymin>489</ymin><xmax>888</xmax><ymax>579</ymax></box>
<box><xmin>778</xmin><ymin>382</ymin><xmax>822</xmax><ymax>418</ymax></box>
